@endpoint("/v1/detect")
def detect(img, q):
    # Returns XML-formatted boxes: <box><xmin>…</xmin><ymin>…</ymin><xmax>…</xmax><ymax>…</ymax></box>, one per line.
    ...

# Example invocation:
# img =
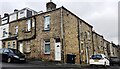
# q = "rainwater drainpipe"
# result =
<box><xmin>61</xmin><ymin>6</ymin><xmax>64</xmax><ymax>63</ymax></box>
<box><xmin>92</xmin><ymin>31</ymin><xmax>94</xmax><ymax>55</ymax></box>
<box><xmin>78</xmin><ymin>20</ymin><xmax>81</xmax><ymax>64</ymax></box>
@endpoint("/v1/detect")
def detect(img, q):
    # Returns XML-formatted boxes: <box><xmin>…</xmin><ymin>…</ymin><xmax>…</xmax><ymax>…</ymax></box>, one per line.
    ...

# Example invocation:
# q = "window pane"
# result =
<box><xmin>8</xmin><ymin>42</ymin><xmax>10</xmax><ymax>48</ymax></box>
<box><xmin>12</xmin><ymin>42</ymin><xmax>15</xmax><ymax>48</ymax></box>
<box><xmin>15</xmin><ymin>26</ymin><xmax>18</xmax><ymax>34</ymax></box>
<box><xmin>26</xmin><ymin>41</ymin><xmax>30</xmax><ymax>52</ymax></box>
<box><xmin>44</xmin><ymin>16</ymin><xmax>50</xmax><ymax>30</ymax></box>
<box><xmin>27</xmin><ymin>19</ymin><xmax>31</xmax><ymax>31</ymax></box>
<box><xmin>87</xmin><ymin>31</ymin><xmax>90</xmax><ymax>40</ymax></box>
<box><xmin>1</xmin><ymin>17</ymin><xmax>8</xmax><ymax>24</ymax></box>
<box><xmin>44</xmin><ymin>40</ymin><xmax>50</xmax><ymax>54</ymax></box>
<box><xmin>32</xmin><ymin>19</ymin><xmax>35</xmax><ymax>27</ymax></box>
<box><xmin>3</xmin><ymin>28</ymin><xmax>6</xmax><ymax>37</ymax></box>
<box><xmin>45</xmin><ymin>44</ymin><xmax>50</xmax><ymax>53</ymax></box>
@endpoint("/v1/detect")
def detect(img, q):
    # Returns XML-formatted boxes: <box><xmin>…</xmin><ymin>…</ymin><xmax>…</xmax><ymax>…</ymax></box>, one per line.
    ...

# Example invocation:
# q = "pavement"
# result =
<box><xmin>0</xmin><ymin>60</ymin><xmax>120</xmax><ymax>69</ymax></box>
<box><xmin>27</xmin><ymin>60</ymin><xmax>90</xmax><ymax>67</ymax></box>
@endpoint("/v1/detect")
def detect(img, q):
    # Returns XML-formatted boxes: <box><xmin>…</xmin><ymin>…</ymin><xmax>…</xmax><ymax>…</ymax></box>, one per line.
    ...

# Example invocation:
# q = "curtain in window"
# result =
<box><xmin>44</xmin><ymin>16</ymin><xmax>50</xmax><ymax>30</ymax></box>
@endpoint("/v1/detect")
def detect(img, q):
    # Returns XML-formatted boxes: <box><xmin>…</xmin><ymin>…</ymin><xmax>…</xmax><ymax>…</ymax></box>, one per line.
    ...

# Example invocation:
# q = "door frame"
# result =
<box><xmin>55</xmin><ymin>42</ymin><xmax>61</xmax><ymax>61</ymax></box>
<box><xmin>19</xmin><ymin>42</ymin><xmax>23</xmax><ymax>53</ymax></box>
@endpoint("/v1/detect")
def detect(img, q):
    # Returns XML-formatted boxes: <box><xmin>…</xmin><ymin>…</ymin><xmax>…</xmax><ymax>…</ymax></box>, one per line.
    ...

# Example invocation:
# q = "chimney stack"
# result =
<box><xmin>46</xmin><ymin>1</ymin><xmax>56</xmax><ymax>11</ymax></box>
<box><xmin>4</xmin><ymin>13</ymin><xmax>9</xmax><ymax>17</ymax></box>
<box><xmin>14</xmin><ymin>9</ymin><xmax>18</xmax><ymax>13</ymax></box>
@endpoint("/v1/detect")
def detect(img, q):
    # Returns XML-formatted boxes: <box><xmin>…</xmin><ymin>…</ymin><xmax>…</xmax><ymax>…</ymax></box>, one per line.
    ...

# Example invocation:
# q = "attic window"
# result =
<box><xmin>20</xmin><ymin>11</ymin><xmax>24</xmax><ymax>14</ymax></box>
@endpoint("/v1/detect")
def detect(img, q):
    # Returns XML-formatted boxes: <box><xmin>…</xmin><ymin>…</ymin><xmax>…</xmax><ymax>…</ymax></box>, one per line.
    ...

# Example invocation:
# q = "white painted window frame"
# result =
<box><xmin>44</xmin><ymin>15</ymin><xmax>50</xmax><ymax>31</ymax></box>
<box><xmin>27</xmin><ymin>19</ymin><xmax>31</xmax><ymax>31</ymax></box>
<box><xmin>44</xmin><ymin>40</ymin><xmax>50</xmax><ymax>54</ymax></box>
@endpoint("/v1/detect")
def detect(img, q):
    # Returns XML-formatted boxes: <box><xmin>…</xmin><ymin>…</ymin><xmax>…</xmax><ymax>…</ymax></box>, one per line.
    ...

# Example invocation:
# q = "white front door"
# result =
<box><xmin>19</xmin><ymin>43</ymin><xmax>23</xmax><ymax>53</ymax></box>
<box><xmin>55</xmin><ymin>42</ymin><xmax>61</xmax><ymax>61</ymax></box>
<box><xmin>86</xmin><ymin>48</ymin><xmax>89</xmax><ymax>64</ymax></box>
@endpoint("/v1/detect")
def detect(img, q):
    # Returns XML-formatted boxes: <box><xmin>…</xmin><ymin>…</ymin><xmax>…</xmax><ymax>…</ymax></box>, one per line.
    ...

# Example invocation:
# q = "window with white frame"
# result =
<box><xmin>32</xmin><ymin>18</ymin><xmax>35</xmax><ymax>28</ymax></box>
<box><xmin>12</xmin><ymin>42</ymin><xmax>15</xmax><ymax>48</ymax></box>
<box><xmin>1</xmin><ymin>17</ymin><xmax>9</xmax><ymax>24</ymax></box>
<box><xmin>26</xmin><ymin>41</ymin><xmax>31</xmax><ymax>52</ymax></box>
<box><xmin>18</xmin><ymin>10</ymin><xmax>26</xmax><ymax>19</ymax></box>
<box><xmin>27</xmin><ymin>19</ymin><xmax>31</xmax><ymax>31</ymax></box>
<box><xmin>44</xmin><ymin>40</ymin><xmax>50</xmax><ymax>54</ymax></box>
<box><xmin>44</xmin><ymin>16</ymin><xmax>50</xmax><ymax>30</ymax></box>
<box><xmin>8</xmin><ymin>42</ymin><xmax>10</xmax><ymax>48</ymax></box>
<box><xmin>9</xmin><ymin>13</ymin><xmax>17</xmax><ymax>22</ymax></box>
<box><xmin>15</xmin><ymin>26</ymin><xmax>18</xmax><ymax>35</ymax></box>
<box><xmin>3</xmin><ymin>28</ymin><xmax>6</xmax><ymax>37</ymax></box>
<box><xmin>87</xmin><ymin>31</ymin><xmax>90</xmax><ymax>40</ymax></box>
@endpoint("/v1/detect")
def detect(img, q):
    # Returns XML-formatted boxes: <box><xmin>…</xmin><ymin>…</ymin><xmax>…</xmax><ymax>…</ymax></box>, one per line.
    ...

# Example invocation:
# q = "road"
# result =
<box><xmin>0</xmin><ymin>61</ymin><xmax>120</xmax><ymax>69</ymax></box>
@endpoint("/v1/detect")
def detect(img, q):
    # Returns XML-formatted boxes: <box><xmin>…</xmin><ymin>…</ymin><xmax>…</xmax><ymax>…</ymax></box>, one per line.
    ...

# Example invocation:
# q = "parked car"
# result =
<box><xmin>89</xmin><ymin>54</ymin><xmax>110</xmax><ymax>67</ymax></box>
<box><xmin>109</xmin><ymin>57</ymin><xmax>120</xmax><ymax>66</ymax></box>
<box><xmin>0</xmin><ymin>48</ymin><xmax>26</xmax><ymax>63</ymax></box>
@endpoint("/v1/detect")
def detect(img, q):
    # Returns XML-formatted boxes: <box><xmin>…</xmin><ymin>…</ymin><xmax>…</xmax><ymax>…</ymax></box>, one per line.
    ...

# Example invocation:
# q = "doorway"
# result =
<box><xmin>55</xmin><ymin>38</ymin><xmax>61</xmax><ymax>61</ymax></box>
<box><xmin>19</xmin><ymin>43</ymin><xmax>23</xmax><ymax>53</ymax></box>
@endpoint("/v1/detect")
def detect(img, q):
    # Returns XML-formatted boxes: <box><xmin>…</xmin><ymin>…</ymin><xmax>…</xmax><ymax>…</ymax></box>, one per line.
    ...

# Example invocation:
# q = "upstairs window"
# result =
<box><xmin>15</xmin><ymin>26</ymin><xmax>18</xmax><ymax>35</ymax></box>
<box><xmin>1</xmin><ymin>17</ymin><xmax>9</xmax><ymax>24</ymax></box>
<box><xmin>32</xmin><ymin>18</ymin><xmax>35</xmax><ymax>28</ymax></box>
<box><xmin>85</xmin><ymin>32</ymin><xmax>87</xmax><ymax>38</ymax></box>
<box><xmin>87</xmin><ymin>31</ymin><xmax>90</xmax><ymax>40</ymax></box>
<box><xmin>9</xmin><ymin>13</ymin><xmax>17</xmax><ymax>22</ymax></box>
<box><xmin>44</xmin><ymin>40</ymin><xmax>50</xmax><ymax>54</ymax></box>
<box><xmin>44</xmin><ymin>16</ymin><xmax>50</xmax><ymax>31</ymax></box>
<box><xmin>27</xmin><ymin>19</ymin><xmax>32</xmax><ymax>31</ymax></box>
<box><xmin>3</xmin><ymin>28</ymin><xmax>6</xmax><ymax>37</ymax></box>
<box><xmin>18</xmin><ymin>10</ymin><xmax>26</xmax><ymax>19</ymax></box>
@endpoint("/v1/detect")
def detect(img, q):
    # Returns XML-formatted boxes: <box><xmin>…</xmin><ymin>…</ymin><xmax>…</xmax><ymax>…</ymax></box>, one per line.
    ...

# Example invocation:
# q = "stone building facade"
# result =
<box><xmin>78</xmin><ymin>20</ymin><xmax>93</xmax><ymax>64</ymax></box>
<box><xmin>0</xmin><ymin>1</ymin><xmax>119</xmax><ymax>64</ymax></box>
<box><xmin>92</xmin><ymin>31</ymin><xmax>104</xmax><ymax>54</ymax></box>
<box><xmin>2</xmin><ymin>2</ymin><xmax>93</xmax><ymax>64</ymax></box>
<box><xmin>109</xmin><ymin>42</ymin><xmax>119</xmax><ymax>57</ymax></box>
<box><xmin>103</xmin><ymin>39</ymin><xmax>109</xmax><ymax>57</ymax></box>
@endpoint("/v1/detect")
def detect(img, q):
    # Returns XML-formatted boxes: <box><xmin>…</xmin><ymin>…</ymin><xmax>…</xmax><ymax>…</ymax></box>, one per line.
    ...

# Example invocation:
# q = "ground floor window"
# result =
<box><xmin>2</xmin><ymin>42</ymin><xmax>5</xmax><ymax>48</ymax></box>
<box><xmin>12</xmin><ymin>42</ymin><xmax>15</xmax><ymax>48</ymax></box>
<box><xmin>8</xmin><ymin>42</ymin><xmax>10</xmax><ymax>48</ymax></box>
<box><xmin>44</xmin><ymin>40</ymin><xmax>50</xmax><ymax>54</ymax></box>
<box><xmin>25</xmin><ymin>41</ymin><xmax>31</xmax><ymax>53</ymax></box>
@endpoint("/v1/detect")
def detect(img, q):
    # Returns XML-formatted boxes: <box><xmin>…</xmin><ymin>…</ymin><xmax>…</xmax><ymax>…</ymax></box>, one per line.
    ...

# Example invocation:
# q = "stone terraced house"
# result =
<box><xmin>0</xmin><ymin>1</ymin><xmax>119</xmax><ymax>64</ymax></box>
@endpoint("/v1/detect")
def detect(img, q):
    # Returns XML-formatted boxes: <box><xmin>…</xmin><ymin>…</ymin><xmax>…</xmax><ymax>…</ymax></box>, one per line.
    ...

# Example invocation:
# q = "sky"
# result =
<box><xmin>0</xmin><ymin>0</ymin><xmax>119</xmax><ymax>44</ymax></box>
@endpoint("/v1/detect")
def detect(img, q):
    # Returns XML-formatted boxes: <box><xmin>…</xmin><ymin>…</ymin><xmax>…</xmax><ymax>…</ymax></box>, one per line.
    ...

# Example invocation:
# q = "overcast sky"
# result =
<box><xmin>0</xmin><ymin>0</ymin><xmax>119</xmax><ymax>44</ymax></box>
